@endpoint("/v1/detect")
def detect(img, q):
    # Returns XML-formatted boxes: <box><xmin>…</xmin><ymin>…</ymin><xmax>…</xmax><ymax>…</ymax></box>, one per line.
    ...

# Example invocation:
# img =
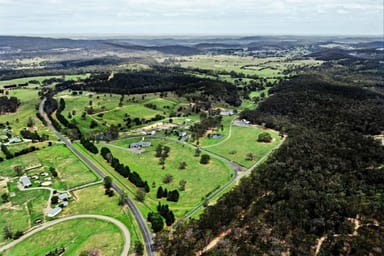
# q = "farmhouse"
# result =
<box><xmin>220</xmin><ymin>109</ymin><xmax>234</xmax><ymax>116</ymax></box>
<box><xmin>47</xmin><ymin>206</ymin><xmax>62</xmax><ymax>217</ymax></box>
<box><xmin>19</xmin><ymin>175</ymin><xmax>32</xmax><ymax>188</ymax></box>
<box><xmin>130</xmin><ymin>141</ymin><xmax>151</xmax><ymax>148</ymax></box>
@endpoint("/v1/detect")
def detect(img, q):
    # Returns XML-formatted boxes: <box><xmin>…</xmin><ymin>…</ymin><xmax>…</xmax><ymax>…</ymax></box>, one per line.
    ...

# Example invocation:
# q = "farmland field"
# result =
<box><xmin>0</xmin><ymin>144</ymin><xmax>99</xmax><ymax>190</ymax></box>
<box><xmin>0</xmin><ymin>187</ymin><xmax>50</xmax><ymax>245</ymax></box>
<box><xmin>61</xmin><ymin>185</ymin><xmax>142</xmax><ymax>249</ymax></box>
<box><xmin>0</xmin><ymin>74</ymin><xmax>90</xmax><ymax>86</ymax></box>
<box><xmin>2</xmin><ymin>218</ymin><xmax>124</xmax><ymax>256</ymax></box>
<box><xmin>104</xmin><ymin>138</ymin><xmax>233</xmax><ymax>217</ymax></box>
<box><xmin>0</xmin><ymin>89</ymin><xmax>53</xmax><ymax>138</ymax></box>
<box><xmin>205</xmin><ymin>125</ymin><xmax>281</xmax><ymax>167</ymax></box>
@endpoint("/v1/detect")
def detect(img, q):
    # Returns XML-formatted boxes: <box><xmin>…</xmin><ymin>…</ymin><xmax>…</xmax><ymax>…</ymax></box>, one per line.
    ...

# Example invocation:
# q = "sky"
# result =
<box><xmin>0</xmin><ymin>0</ymin><xmax>383</xmax><ymax>36</ymax></box>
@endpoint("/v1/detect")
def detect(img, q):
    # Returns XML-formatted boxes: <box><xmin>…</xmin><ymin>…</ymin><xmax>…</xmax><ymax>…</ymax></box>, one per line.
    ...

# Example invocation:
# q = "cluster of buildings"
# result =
<box><xmin>19</xmin><ymin>171</ymin><xmax>53</xmax><ymax>188</ymax></box>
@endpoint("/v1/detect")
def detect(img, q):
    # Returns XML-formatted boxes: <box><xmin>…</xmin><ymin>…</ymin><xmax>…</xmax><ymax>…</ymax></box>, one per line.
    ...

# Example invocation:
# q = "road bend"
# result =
<box><xmin>39</xmin><ymin>98</ymin><xmax>154</xmax><ymax>256</ymax></box>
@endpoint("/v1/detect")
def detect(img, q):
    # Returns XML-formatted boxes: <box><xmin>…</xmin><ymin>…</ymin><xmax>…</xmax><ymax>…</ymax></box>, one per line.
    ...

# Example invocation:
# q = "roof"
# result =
<box><xmin>58</xmin><ymin>193</ymin><xmax>69</xmax><ymax>200</ymax></box>
<box><xmin>9</xmin><ymin>137</ymin><xmax>22</xmax><ymax>143</ymax></box>
<box><xmin>220</xmin><ymin>109</ymin><xmax>234</xmax><ymax>115</ymax></box>
<box><xmin>179</xmin><ymin>131</ymin><xmax>187</xmax><ymax>137</ymax></box>
<box><xmin>130</xmin><ymin>141</ymin><xmax>151</xmax><ymax>148</ymax></box>
<box><xmin>19</xmin><ymin>176</ymin><xmax>32</xmax><ymax>187</ymax></box>
<box><xmin>47</xmin><ymin>207</ymin><xmax>62</xmax><ymax>217</ymax></box>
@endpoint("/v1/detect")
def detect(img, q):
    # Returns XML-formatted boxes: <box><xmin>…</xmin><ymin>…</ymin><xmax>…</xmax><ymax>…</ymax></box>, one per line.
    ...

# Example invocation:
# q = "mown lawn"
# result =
<box><xmin>205</xmin><ymin>125</ymin><xmax>281</xmax><ymax>167</ymax></box>
<box><xmin>2</xmin><ymin>218</ymin><xmax>124</xmax><ymax>256</ymax></box>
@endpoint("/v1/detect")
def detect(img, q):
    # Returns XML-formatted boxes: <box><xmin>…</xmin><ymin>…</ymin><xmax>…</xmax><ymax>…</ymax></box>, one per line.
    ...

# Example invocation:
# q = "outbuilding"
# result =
<box><xmin>47</xmin><ymin>207</ymin><xmax>62</xmax><ymax>217</ymax></box>
<box><xmin>19</xmin><ymin>175</ymin><xmax>32</xmax><ymax>188</ymax></box>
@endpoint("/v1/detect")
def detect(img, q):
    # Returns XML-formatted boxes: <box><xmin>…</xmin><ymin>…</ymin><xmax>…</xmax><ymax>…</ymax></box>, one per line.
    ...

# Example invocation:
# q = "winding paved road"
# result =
<box><xmin>0</xmin><ymin>214</ymin><xmax>130</xmax><ymax>256</ymax></box>
<box><xmin>39</xmin><ymin>98</ymin><xmax>154</xmax><ymax>256</ymax></box>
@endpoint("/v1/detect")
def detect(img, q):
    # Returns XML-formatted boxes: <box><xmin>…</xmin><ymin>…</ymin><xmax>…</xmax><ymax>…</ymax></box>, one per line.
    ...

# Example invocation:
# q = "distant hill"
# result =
<box><xmin>0</xmin><ymin>36</ymin><xmax>103</xmax><ymax>51</ymax></box>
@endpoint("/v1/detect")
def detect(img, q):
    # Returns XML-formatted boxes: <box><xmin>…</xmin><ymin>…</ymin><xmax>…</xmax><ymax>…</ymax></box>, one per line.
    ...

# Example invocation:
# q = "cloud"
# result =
<box><xmin>0</xmin><ymin>0</ymin><xmax>382</xmax><ymax>35</ymax></box>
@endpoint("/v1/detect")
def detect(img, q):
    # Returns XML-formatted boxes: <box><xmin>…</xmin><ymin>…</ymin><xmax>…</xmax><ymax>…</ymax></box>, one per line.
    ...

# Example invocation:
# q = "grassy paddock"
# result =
<box><xmin>0</xmin><ymin>89</ymin><xmax>53</xmax><ymax>138</ymax></box>
<box><xmin>61</xmin><ymin>185</ymin><xmax>142</xmax><ymax>252</ymax></box>
<box><xmin>0</xmin><ymin>74</ymin><xmax>90</xmax><ymax>86</ymax></box>
<box><xmin>108</xmin><ymin>137</ymin><xmax>233</xmax><ymax>216</ymax></box>
<box><xmin>0</xmin><ymin>186</ymin><xmax>50</xmax><ymax>245</ymax></box>
<box><xmin>2</xmin><ymin>218</ymin><xmax>124</xmax><ymax>256</ymax></box>
<box><xmin>0</xmin><ymin>144</ymin><xmax>98</xmax><ymax>190</ymax></box>
<box><xmin>205</xmin><ymin>125</ymin><xmax>281</xmax><ymax>167</ymax></box>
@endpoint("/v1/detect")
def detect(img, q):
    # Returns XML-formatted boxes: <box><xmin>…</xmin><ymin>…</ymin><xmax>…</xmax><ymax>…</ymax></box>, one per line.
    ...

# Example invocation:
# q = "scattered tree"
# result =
<box><xmin>163</xmin><ymin>174</ymin><xmax>173</xmax><ymax>184</ymax></box>
<box><xmin>135</xmin><ymin>188</ymin><xmax>146</xmax><ymax>202</ymax></box>
<box><xmin>104</xmin><ymin>176</ymin><xmax>112</xmax><ymax>190</ymax></box>
<box><xmin>200</xmin><ymin>154</ymin><xmax>210</xmax><ymax>164</ymax></box>
<box><xmin>179</xmin><ymin>180</ymin><xmax>187</xmax><ymax>191</ymax></box>
<box><xmin>179</xmin><ymin>161</ymin><xmax>187</xmax><ymax>170</ymax></box>
<box><xmin>257</xmin><ymin>132</ymin><xmax>272</xmax><ymax>143</ymax></box>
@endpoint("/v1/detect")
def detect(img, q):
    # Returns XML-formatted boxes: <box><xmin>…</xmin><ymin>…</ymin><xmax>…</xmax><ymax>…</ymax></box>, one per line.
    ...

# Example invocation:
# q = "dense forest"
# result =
<box><xmin>156</xmin><ymin>73</ymin><xmax>384</xmax><ymax>255</ymax></box>
<box><xmin>55</xmin><ymin>67</ymin><xmax>242</xmax><ymax>106</ymax></box>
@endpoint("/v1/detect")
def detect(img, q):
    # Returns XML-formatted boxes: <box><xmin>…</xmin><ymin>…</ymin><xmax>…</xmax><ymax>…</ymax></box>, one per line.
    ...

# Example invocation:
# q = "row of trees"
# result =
<box><xmin>100</xmin><ymin>147</ymin><xmax>149</xmax><ymax>192</ymax></box>
<box><xmin>0</xmin><ymin>144</ymin><xmax>39</xmax><ymax>160</ymax></box>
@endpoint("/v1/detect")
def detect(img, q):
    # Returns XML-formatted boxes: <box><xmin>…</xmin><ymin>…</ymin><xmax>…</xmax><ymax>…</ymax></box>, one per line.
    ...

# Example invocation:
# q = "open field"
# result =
<box><xmin>0</xmin><ymin>74</ymin><xmax>90</xmax><ymax>86</ymax></box>
<box><xmin>0</xmin><ymin>88</ymin><xmax>54</xmax><ymax>138</ymax></box>
<box><xmin>205</xmin><ymin>125</ymin><xmax>281</xmax><ymax>167</ymax></box>
<box><xmin>108</xmin><ymin>137</ymin><xmax>233</xmax><ymax>216</ymax></box>
<box><xmin>0</xmin><ymin>186</ymin><xmax>50</xmax><ymax>245</ymax></box>
<box><xmin>61</xmin><ymin>185</ymin><xmax>142</xmax><ymax>251</ymax></box>
<box><xmin>2</xmin><ymin>218</ymin><xmax>123</xmax><ymax>256</ymax></box>
<box><xmin>55</xmin><ymin>90</ymin><xmax>198</xmax><ymax>137</ymax></box>
<box><xmin>177</xmin><ymin>55</ymin><xmax>322</xmax><ymax>78</ymax></box>
<box><xmin>0</xmin><ymin>144</ymin><xmax>99</xmax><ymax>190</ymax></box>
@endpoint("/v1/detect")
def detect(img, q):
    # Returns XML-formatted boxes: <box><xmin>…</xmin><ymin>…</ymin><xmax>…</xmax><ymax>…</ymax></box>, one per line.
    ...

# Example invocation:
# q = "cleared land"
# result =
<box><xmin>0</xmin><ymin>144</ymin><xmax>99</xmax><ymax>190</ymax></box>
<box><xmin>61</xmin><ymin>185</ymin><xmax>142</xmax><ymax>251</ymax></box>
<box><xmin>0</xmin><ymin>187</ymin><xmax>50</xmax><ymax>245</ymax></box>
<box><xmin>0</xmin><ymin>74</ymin><xmax>90</xmax><ymax>86</ymax></box>
<box><xmin>104</xmin><ymin>138</ymin><xmax>233</xmax><ymax>217</ymax></box>
<box><xmin>1</xmin><ymin>218</ymin><xmax>123</xmax><ymax>256</ymax></box>
<box><xmin>0</xmin><ymin>88</ymin><xmax>53</xmax><ymax>138</ymax></box>
<box><xmin>205</xmin><ymin>125</ymin><xmax>281</xmax><ymax>167</ymax></box>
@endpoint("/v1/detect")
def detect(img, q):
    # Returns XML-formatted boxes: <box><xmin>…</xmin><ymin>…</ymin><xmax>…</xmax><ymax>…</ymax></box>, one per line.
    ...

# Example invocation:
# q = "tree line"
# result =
<box><xmin>100</xmin><ymin>147</ymin><xmax>149</xmax><ymax>192</ymax></box>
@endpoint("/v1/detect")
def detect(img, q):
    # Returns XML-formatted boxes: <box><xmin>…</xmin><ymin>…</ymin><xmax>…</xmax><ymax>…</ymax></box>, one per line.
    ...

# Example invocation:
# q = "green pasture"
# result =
<box><xmin>61</xmin><ymin>185</ymin><xmax>142</xmax><ymax>249</ymax></box>
<box><xmin>108</xmin><ymin>137</ymin><xmax>233</xmax><ymax>216</ymax></box>
<box><xmin>205</xmin><ymin>126</ymin><xmax>281</xmax><ymax>167</ymax></box>
<box><xmin>0</xmin><ymin>74</ymin><xmax>90</xmax><ymax>86</ymax></box>
<box><xmin>0</xmin><ymin>144</ymin><xmax>98</xmax><ymax>190</ymax></box>
<box><xmin>0</xmin><ymin>186</ymin><xmax>50</xmax><ymax>245</ymax></box>
<box><xmin>2</xmin><ymin>218</ymin><xmax>124</xmax><ymax>256</ymax></box>
<box><xmin>0</xmin><ymin>89</ymin><xmax>53</xmax><ymax>138</ymax></box>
